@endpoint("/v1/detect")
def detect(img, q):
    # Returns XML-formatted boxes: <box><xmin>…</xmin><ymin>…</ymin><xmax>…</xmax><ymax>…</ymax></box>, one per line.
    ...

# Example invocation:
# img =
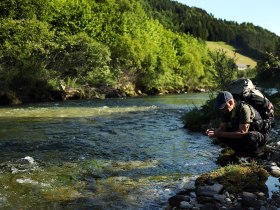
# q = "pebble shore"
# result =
<box><xmin>167</xmin><ymin>127</ymin><xmax>280</xmax><ymax>210</ymax></box>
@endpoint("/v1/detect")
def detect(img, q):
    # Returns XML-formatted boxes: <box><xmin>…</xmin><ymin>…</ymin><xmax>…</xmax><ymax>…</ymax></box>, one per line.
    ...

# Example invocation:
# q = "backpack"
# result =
<box><xmin>232</xmin><ymin>101</ymin><xmax>264</xmax><ymax>132</ymax></box>
<box><xmin>227</xmin><ymin>78</ymin><xmax>274</xmax><ymax>133</ymax></box>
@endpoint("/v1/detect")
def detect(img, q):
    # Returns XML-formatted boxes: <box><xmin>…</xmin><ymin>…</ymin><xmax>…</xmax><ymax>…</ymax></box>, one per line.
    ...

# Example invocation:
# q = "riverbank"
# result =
<box><xmin>0</xmin><ymin>83</ymin><xmax>208</xmax><ymax>106</ymax></box>
<box><xmin>167</xmin><ymin>122</ymin><xmax>280</xmax><ymax>209</ymax></box>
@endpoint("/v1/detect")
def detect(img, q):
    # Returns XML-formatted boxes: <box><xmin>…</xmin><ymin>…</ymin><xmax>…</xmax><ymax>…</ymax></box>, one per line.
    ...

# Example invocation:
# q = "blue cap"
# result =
<box><xmin>215</xmin><ymin>91</ymin><xmax>233</xmax><ymax>109</ymax></box>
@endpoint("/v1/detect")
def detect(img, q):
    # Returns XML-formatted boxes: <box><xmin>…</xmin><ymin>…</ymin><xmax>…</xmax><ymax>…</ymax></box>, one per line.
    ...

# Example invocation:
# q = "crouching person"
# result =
<box><xmin>206</xmin><ymin>91</ymin><xmax>267</xmax><ymax>157</ymax></box>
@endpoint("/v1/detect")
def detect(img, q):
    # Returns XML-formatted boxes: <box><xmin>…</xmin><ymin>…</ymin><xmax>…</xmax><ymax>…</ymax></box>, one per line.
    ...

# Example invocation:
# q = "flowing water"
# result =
<box><xmin>0</xmin><ymin>93</ymin><xmax>221</xmax><ymax>209</ymax></box>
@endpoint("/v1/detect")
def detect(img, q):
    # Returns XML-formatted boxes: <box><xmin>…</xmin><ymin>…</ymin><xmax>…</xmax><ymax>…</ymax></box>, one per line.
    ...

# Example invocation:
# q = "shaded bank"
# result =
<box><xmin>0</xmin><ymin>83</ymin><xmax>208</xmax><ymax>106</ymax></box>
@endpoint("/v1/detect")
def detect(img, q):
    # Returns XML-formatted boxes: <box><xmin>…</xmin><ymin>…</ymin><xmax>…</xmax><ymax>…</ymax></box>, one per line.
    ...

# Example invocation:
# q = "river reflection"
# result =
<box><xmin>0</xmin><ymin>93</ymin><xmax>220</xmax><ymax>209</ymax></box>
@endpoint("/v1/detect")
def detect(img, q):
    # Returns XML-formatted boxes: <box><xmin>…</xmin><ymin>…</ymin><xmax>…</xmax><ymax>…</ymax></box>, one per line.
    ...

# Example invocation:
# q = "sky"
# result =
<box><xmin>175</xmin><ymin>0</ymin><xmax>280</xmax><ymax>36</ymax></box>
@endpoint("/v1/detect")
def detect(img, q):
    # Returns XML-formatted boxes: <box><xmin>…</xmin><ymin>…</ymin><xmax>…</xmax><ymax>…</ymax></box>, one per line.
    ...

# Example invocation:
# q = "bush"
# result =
<box><xmin>208</xmin><ymin>49</ymin><xmax>238</xmax><ymax>90</ymax></box>
<box><xmin>183</xmin><ymin>94</ymin><xmax>220</xmax><ymax>131</ymax></box>
<box><xmin>48</xmin><ymin>33</ymin><xmax>115</xmax><ymax>87</ymax></box>
<box><xmin>0</xmin><ymin>18</ymin><xmax>56</xmax><ymax>102</ymax></box>
<box><xmin>183</xmin><ymin>107</ymin><xmax>204</xmax><ymax>131</ymax></box>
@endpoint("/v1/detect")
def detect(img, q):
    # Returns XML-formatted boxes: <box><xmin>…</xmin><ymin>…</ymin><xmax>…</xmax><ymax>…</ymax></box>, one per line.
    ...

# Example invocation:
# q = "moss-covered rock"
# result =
<box><xmin>196</xmin><ymin>164</ymin><xmax>269</xmax><ymax>194</ymax></box>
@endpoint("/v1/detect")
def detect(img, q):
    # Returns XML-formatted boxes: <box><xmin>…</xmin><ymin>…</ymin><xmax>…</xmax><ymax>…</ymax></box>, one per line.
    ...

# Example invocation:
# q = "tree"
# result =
<box><xmin>256</xmin><ymin>52</ymin><xmax>280</xmax><ymax>88</ymax></box>
<box><xmin>49</xmin><ymin>33</ymin><xmax>113</xmax><ymax>87</ymax></box>
<box><xmin>208</xmin><ymin>50</ymin><xmax>238</xmax><ymax>90</ymax></box>
<box><xmin>0</xmin><ymin>0</ymin><xmax>50</xmax><ymax>20</ymax></box>
<box><xmin>0</xmin><ymin>18</ymin><xmax>56</xmax><ymax>102</ymax></box>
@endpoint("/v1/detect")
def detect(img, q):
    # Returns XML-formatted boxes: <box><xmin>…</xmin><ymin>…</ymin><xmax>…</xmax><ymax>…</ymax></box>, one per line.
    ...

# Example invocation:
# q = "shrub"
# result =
<box><xmin>48</xmin><ymin>33</ymin><xmax>115</xmax><ymax>87</ymax></box>
<box><xmin>0</xmin><ymin>18</ymin><xmax>56</xmax><ymax>102</ymax></box>
<box><xmin>183</xmin><ymin>94</ymin><xmax>220</xmax><ymax>131</ymax></box>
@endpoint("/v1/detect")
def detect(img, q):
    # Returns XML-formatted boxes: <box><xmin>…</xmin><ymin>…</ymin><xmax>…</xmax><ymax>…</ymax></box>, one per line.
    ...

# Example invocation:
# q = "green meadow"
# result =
<box><xmin>206</xmin><ymin>41</ymin><xmax>257</xmax><ymax>68</ymax></box>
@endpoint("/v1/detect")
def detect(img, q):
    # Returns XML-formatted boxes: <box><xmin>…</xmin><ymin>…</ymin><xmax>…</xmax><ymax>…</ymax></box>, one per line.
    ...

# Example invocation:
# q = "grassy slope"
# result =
<box><xmin>206</xmin><ymin>41</ymin><xmax>257</xmax><ymax>68</ymax></box>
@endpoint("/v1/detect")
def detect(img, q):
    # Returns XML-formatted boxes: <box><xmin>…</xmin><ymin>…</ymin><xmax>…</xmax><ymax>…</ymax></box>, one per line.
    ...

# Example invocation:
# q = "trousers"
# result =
<box><xmin>219</xmin><ymin>131</ymin><xmax>267</xmax><ymax>156</ymax></box>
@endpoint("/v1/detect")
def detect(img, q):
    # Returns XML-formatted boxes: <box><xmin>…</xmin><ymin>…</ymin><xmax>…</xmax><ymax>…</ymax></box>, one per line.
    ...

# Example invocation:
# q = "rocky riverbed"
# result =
<box><xmin>167</xmin><ymin>125</ymin><xmax>280</xmax><ymax>210</ymax></box>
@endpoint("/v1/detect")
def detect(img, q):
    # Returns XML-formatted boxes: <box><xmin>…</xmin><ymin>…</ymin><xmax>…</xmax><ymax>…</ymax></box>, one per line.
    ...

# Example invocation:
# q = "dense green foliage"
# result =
<box><xmin>255</xmin><ymin>43</ymin><xmax>280</xmax><ymax>117</ymax></box>
<box><xmin>0</xmin><ymin>0</ymin><xmax>279</xmax><ymax>105</ymax></box>
<box><xmin>143</xmin><ymin>0</ymin><xmax>279</xmax><ymax>60</ymax></box>
<box><xmin>208</xmin><ymin>50</ymin><xmax>237</xmax><ymax>90</ymax></box>
<box><xmin>256</xmin><ymin>45</ymin><xmax>280</xmax><ymax>89</ymax></box>
<box><xmin>0</xmin><ymin>0</ymin><xmax>223</xmax><ymax>104</ymax></box>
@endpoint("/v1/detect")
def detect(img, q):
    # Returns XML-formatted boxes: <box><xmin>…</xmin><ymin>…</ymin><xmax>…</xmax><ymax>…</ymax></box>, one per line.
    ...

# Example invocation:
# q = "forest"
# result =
<box><xmin>145</xmin><ymin>0</ymin><xmax>279</xmax><ymax>60</ymax></box>
<box><xmin>0</xmin><ymin>0</ymin><xmax>279</xmax><ymax>105</ymax></box>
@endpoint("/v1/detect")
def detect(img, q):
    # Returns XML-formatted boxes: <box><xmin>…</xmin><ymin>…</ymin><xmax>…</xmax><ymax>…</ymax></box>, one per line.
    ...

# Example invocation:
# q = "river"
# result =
<box><xmin>0</xmin><ymin>93</ymin><xmax>221</xmax><ymax>209</ymax></box>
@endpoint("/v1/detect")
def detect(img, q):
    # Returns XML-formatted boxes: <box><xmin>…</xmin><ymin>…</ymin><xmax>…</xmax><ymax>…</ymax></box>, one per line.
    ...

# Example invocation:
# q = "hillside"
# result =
<box><xmin>1</xmin><ymin>0</ymin><xmax>276</xmax><ymax>105</ymax></box>
<box><xmin>206</xmin><ymin>41</ymin><xmax>257</xmax><ymax>68</ymax></box>
<box><xmin>143</xmin><ymin>0</ymin><xmax>279</xmax><ymax>60</ymax></box>
<box><xmin>0</xmin><ymin>0</ymin><xmax>219</xmax><ymax>104</ymax></box>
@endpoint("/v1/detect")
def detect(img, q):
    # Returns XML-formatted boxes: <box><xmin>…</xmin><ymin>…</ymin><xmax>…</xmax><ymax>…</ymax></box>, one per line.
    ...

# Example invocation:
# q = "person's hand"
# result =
<box><xmin>205</xmin><ymin>128</ymin><xmax>217</xmax><ymax>137</ymax></box>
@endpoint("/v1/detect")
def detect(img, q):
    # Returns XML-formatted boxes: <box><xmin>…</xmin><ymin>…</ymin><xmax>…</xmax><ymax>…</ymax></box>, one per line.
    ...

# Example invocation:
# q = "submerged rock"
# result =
<box><xmin>196</xmin><ymin>183</ymin><xmax>224</xmax><ymax>197</ymax></box>
<box><xmin>168</xmin><ymin>195</ymin><xmax>191</xmax><ymax>207</ymax></box>
<box><xmin>241</xmin><ymin>192</ymin><xmax>260</xmax><ymax>209</ymax></box>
